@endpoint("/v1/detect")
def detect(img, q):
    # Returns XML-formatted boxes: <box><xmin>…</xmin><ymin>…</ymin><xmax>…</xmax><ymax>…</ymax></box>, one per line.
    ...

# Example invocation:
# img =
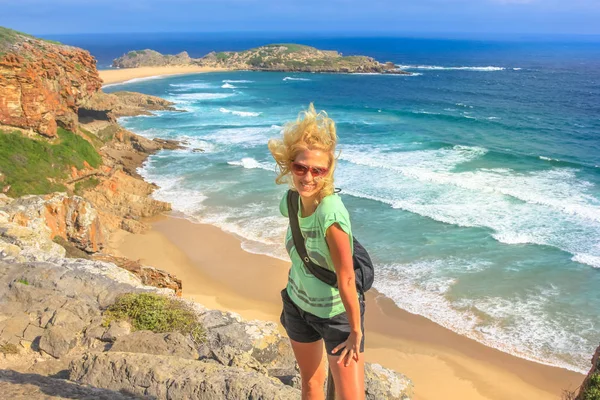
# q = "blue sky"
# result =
<box><xmin>0</xmin><ymin>0</ymin><xmax>599</xmax><ymax>35</ymax></box>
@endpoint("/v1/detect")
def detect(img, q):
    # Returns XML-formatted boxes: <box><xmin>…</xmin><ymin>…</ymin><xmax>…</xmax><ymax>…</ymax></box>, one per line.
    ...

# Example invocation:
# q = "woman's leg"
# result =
<box><xmin>327</xmin><ymin>353</ymin><xmax>365</xmax><ymax>400</ymax></box>
<box><xmin>290</xmin><ymin>338</ymin><xmax>328</xmax><ymax>400</ymax></box>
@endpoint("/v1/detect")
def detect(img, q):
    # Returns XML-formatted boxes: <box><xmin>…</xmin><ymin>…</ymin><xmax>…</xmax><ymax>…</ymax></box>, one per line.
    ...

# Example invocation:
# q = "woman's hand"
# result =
<box><xmin>332</xmin><ymin>330</ymin><xmax>362</xmax><ymax>367</ymax></box>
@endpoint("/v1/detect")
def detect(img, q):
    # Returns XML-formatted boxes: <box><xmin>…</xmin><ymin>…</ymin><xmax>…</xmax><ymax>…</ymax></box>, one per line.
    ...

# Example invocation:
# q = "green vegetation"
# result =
<box><xmin>53</xmin><ymin>236</ymin><xmax>91</xmax><ymax>259</ymax></box>
<box><xmin>0</xmin><ymin>26</ymin><xmax>61</xmax><ymax>56</ymax></box>
<box><xmin>0</xmin><ymin>342</ymin><xmax>19</xmax><ymax>355</ymax></box>
<box><xmin>103</xmin><ymin>293</ymin><xmax>205</xmax><ymax>344</ymax></box>
<box><xmin>582</xmin><ymin>373</ymin><xmax>600</xmax><ymax>400</ymax></box>
<box><xmin>74</xmin><ymin>177</ymin><xmax>100</xmax><ymax>195</ymax></box>
<box><xmin>215</xmin><ymin>52</ymin><xmax>230</xmax><ymax>61</ymax></box>
<box><xmin>0</xmin><ymin>128</ymin><xmax>102</xmax><ymax>197</ymax></box>
<box><xmin>16</xmin><ymin>278</ymin><xmax>29</xmax><ymax>285</ymax></box>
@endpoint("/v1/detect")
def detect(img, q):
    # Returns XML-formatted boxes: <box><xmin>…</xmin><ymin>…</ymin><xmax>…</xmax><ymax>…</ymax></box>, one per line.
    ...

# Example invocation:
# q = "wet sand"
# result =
<box><xmin>110</xmin><ymin>214</ymin><xmax>584</xmax><ymax>400</ymax></box>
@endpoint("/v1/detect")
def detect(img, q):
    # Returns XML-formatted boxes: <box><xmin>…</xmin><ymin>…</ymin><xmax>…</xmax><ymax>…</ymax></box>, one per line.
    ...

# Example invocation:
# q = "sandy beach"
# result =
<box><xmin>109</xmin><ymin>214</ymin><xmax>585</xmax><ymax>400</ymax></box>
<box><xmin>98</xmin><ymin>66</ymin><xmax>228</xmax><ymax>85</ymax></box>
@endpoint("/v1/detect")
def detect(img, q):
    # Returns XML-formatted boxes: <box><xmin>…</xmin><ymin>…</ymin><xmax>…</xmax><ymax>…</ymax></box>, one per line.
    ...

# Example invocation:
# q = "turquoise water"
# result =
<box><xmin>103</xmin><ymin>41</ymin><xmax>600</xmax><ymax>372</ymax></box>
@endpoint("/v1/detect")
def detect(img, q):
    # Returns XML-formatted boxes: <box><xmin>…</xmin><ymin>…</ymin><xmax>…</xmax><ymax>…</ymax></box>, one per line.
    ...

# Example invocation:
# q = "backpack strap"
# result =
<box><xmin>287</xmin><ymin>190</ymin><xmax>338</xmax><ymax>288</ymax></box>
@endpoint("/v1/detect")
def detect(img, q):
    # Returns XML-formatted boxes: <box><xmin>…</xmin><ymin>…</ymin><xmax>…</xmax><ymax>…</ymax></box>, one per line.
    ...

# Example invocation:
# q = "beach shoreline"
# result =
<box><xmin>98</xmin><ymin>66</ymin><xmax>229</xmax><ymax>85</ymax></box>
<box><xmin>110</xmin><ymin>213</ymin><xmax>584</xmax><ymax>400</ymax></box>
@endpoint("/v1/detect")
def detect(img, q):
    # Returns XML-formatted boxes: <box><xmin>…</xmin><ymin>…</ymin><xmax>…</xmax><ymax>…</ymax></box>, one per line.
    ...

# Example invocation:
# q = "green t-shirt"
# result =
<box><xmin>280</xmin><ymin>192</ymin><xmax>354</xmax><ymax>319</ymax></box>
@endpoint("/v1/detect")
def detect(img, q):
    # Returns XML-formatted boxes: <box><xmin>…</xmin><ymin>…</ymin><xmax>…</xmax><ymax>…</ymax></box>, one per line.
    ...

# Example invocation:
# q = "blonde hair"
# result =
<box><xmin>268</xmin><ymin>103</ymin><xmax>337</xmax><ymax>203</ymax></box>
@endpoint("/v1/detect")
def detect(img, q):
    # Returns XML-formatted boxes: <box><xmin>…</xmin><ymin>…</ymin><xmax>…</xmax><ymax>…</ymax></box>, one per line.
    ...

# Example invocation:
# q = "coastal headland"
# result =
<box><xmin>0</xmin><ymin>25</ymin><xmax>597</xmax><ymax>399</ymax></box>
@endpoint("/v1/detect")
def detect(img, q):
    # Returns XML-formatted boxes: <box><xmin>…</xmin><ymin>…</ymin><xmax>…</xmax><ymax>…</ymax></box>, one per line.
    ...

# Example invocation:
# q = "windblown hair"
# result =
<box><xmin>268</xmin><ymin>103</ymin><xmax>337</xmax><ymax>203</ymax></box>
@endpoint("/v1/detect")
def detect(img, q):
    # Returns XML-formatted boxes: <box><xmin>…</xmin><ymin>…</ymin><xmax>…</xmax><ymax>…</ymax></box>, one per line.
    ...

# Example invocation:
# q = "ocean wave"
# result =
<box><xmin>222</xmin><ymin>79</ymin><xmax>254</xmax><ymax>83</ymax></box>
<box><xmin>539</xmin><ymin>155</ymin><xmax>561</xmax><ymax>162</ymax></box>
<box><xmin>336</xmin><ymin>146</ymin><xmax>600</xmax><ymax>267</ymax></box>
<box><xmin>572</xmin><ymin>254</ymin><xmax>600</xmax><ymax>269</ymax></box>
<box><xmin>221</xmin><ymin>83</ymin><xmax>236</xmax><ymax>89</ymax></box>
<box><xmin>219</xmin><ymin>107</ymin><xmax>261</xmax><ymax>117</ymax></box>
<box><xmin>396</xmin><ymin>64</ymin><xmax>506</xmax><ymax>71</ymax></box>
<box><xmin>169</xmin><ymin>82</ymin><xmax>214</xmax><ymax>91</ymax></box>
<box><xmin>374</xmin><ymin>260</ymin><xmax>590</xmax><ymax>372</ymax></box>
<box><xmin>172</xmin><ymin>93</ymin><xmax>235</xmax><ymax>101</ymax></box>
<box><xmin>283</xmin><ymin>77</ymin><xmax>311</xmax><ymax>81</ymax></box>
<box><xmin>227</xmin><ymin>157</ymin><xmax>274</xmax><ymax>171</ymax></box>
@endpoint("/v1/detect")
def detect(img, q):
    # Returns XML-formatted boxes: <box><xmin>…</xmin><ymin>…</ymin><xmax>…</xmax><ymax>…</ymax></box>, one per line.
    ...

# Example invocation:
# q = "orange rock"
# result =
<box><xmin>0</xmin><ymin>36</ymin><xmax>102</xmax><ymax>137</ymax></box>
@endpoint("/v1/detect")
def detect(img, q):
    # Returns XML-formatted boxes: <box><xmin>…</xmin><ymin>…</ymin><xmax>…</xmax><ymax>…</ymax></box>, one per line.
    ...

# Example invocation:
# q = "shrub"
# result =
<box><xmin>74</xmin><ymin>177</ymin><xmax>100</xmax><ymax>195</ymax></box>
<box><xmin>583</xmin><ymin>373</ymin><xmax>600</xmax><ymax>400</ymax></box>
<box><xmin>16</xmin><ymin>278</ymin><xmax>29</xmax><ymax>285</ymax></box>
<box><xmin>0</xmin><ymin>342</ymin><xmax>19</xmax><ymax>355</ymax></box>
<box><xmin>103</xmin><ymin>293</ymin><xmax>205</xmax><ymax>344</ymax></box>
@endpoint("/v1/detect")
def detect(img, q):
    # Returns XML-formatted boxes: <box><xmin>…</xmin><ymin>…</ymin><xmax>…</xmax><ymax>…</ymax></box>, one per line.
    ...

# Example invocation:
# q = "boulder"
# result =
<box><xmin>365</xmin><ymin>362</ymin><xmax>413</xmax><ymax>400</ymax></box>
<box><xmin>70</xmin><ymin>352</ymin><xmax>300</xmax><ymax>399</ymax></box>
<box><xmin>109</xmin><ymin>331</ymin><xmax>199</xmax><ymax>360</ymax></box>
<box><xmin>39</xmin><ymin>326</ymin><xmax>77</xmax><ymax>358</ymax></box>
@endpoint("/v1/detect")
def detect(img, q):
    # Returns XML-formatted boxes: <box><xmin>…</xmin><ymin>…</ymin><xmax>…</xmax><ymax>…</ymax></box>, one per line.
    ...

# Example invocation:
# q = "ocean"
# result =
<box><xmin>51</xmin><ymin>33</ymin><xmax>600</xmax><ymax>373</ymax></box>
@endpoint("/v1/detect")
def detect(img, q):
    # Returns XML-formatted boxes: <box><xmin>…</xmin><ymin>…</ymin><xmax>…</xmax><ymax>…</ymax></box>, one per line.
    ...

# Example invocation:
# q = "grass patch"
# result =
<box><xmin>74</xmin><ymin>177</ymin><xmax>100</xmax><ymax>195</ymax></box>
<box><xmin>0</xmin><ymin>342</ymin><xmax>19</xmax><ymax>355</ymax></box>
<box><xmin>16</xmin><ymin>278</ymin><xmax>29</xmax><ymax>285</ymax></box>
<box><xmin>582</xmin><ymin>373</ymin><xmax>600</xmax><ymax>400</ymax></box>
<box><xmin>0</xmin><ymin>127</ymin><xmax>102</xmax><ymax>197</ymax></box>
<box><xmin>103</xmin><ymin>293</ymin><xmax>205</xmax><ymax>344</ymax></box>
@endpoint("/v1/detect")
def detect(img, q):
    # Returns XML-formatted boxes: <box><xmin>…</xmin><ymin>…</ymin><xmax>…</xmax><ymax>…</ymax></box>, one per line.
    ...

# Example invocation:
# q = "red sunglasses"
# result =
<box><xmin>291</xmin><ymin>162</ymin><xmax>329</xmax><ymax>178</ymax></box>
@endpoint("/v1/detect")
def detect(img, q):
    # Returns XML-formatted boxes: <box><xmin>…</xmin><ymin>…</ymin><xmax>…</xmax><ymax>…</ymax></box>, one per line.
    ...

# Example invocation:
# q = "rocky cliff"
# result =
<box><xmin>113</xmin><ymin>43</ymin><xmax>408</xmax><ymax>74</ymax></box>
<box><xmin>0</xmin><ymin>27</ymin><xmax>102</xmax><ymax>138</ymax></box>
<box><xmin>575</xmin><ymin>344</ymin><xmax>600</xmax><ymax>399</ymax></box>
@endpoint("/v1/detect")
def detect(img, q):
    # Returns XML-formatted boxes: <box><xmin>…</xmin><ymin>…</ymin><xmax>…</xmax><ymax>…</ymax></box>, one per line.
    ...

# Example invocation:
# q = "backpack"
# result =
<box><xmin>286</xmin><ymin>190</ymin><xmax>374</xmax><ymax>294</ymax></box>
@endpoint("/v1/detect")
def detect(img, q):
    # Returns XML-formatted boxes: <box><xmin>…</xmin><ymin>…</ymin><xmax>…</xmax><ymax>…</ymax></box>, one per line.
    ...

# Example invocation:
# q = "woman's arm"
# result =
<box><xmin>326</xmin><ymin>222</ymin><xmax>362</xmax><ymax>366</ymax></box>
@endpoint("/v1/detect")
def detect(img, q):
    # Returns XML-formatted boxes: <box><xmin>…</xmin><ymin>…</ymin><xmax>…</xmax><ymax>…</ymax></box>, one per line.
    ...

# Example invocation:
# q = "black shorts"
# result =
<box><xmin>280</xmin><ymin>288</ymin><xmax>365</xmax><ymax>356</ymax></box>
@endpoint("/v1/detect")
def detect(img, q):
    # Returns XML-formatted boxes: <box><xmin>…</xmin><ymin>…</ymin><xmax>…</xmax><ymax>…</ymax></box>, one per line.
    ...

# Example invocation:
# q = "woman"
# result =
<box><xmin>268</xmin><ymin>104</ymin><xmax>365</xmax><ymax>400</ymax></box>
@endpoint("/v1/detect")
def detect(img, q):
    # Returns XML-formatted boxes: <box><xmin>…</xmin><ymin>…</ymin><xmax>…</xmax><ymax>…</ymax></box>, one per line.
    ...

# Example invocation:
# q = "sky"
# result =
<box><xmin>0</xmin><ymin>0</ymin><xmax>599</xmax><ymax>36</ymax></box>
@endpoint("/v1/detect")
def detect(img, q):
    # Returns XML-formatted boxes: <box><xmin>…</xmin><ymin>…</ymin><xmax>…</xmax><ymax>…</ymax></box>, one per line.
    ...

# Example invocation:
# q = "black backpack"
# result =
<box><xmin>286</xmin><ymin>190</ymin><xmax>374</xmax><ymax>294</ymax></box>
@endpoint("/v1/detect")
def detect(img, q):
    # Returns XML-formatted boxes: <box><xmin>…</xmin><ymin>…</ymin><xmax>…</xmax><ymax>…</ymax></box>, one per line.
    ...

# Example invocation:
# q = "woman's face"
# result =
<box><xmin>291</xmin><ymin>149</ymin><xmax>330</xmax><ymax>201</ymax></box>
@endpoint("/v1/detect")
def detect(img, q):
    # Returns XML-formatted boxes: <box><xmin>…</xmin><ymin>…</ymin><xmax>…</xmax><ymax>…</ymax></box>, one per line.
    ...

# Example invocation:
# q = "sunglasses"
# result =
<box><xmin>291</xmin><ymin>162</ymin><xmax>329</xmax><ymax>178</ymax></box>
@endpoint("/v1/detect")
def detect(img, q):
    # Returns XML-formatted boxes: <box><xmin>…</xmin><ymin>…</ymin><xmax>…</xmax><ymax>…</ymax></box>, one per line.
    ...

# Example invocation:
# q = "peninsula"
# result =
<box><xmin>112</xmin><ymin>44</ymin><xmax>409</xmax><ymax>74</ymax></box>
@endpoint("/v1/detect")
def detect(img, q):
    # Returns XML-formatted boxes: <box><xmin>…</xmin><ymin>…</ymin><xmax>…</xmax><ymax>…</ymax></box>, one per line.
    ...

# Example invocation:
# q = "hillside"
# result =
<box><xmin>113</xmin><ymin>43</ymin><xmax>408</xmax><ymax>74</ymax></box>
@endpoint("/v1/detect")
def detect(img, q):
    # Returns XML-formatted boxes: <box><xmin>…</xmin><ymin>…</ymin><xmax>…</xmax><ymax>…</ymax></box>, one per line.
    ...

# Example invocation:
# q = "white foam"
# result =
<box><xmin>221</xmin><ymin>83</ymin><xmax>236</xmax><ymax>89</ymax></box>
<box><xmin>374</xmin><ymin>260</ymin><xmax>592</xmax><ymax>372</ymax></box>
<box><xmin>169</xmin><ymin>82</ymin><xmax>214</xmax><ymax>91</ymax></box>
<box><xmin>283</xmin><ymin>77</ymin><xmax>311</xmax><ymax>81</ymax></box>
<box><xmin>539</xmin><ymin>155</ymin><xmax>560</xmax><ymax>162</ymax></box>
<box><xmin>336</xmin><ymin>145</ymin><xmax>600</xmax><ymax>267</ymax></box>
<box><xmin>227</xmin><ymin>157</ymin><xmax>274</xmax><ymax>171</ymax></box>
<box><xmin>219</xmin><ymin>107</ymin><xmax>261</xmax><ymax>117</ymax></box>
<box><xmin>572</xmin><ymin>253</ymin><xmax>600</xmax><ymax>269</ymax></box>
<box><xmin>222</xmin><ymin>79</ymin><xmax>254</xmax><ymax>83</ymax></box>
<box><xmin>397</xmin><ymin>64</ymin><xmax>506</xmax><ymax>71</ymax></box>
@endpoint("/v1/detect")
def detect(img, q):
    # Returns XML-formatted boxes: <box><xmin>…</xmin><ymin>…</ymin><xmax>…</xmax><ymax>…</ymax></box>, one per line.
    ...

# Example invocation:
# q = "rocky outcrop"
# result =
<box><xmin>113</xmin><ymin>49</ymin><xmax>192</xmax><ymax>68</ymax></box>
<box><xmin>0</xmin><ymin>252</ymin><xmax>413</xmax><ymax>400</ymax></box>
<box><xmin>576</xmin><ymin>344</ymin><xmax>600</xmax><ymax>400</ymax></box>
<box><xmin>0</xmin><ymin>28</ymin><xmax>102</xmax><ymax>138</ymax></box>
<box><xmin>79</xmin><ymin>90</ymin><xmax>183</xmax><ymax>123</ymax></box>
<box><xmin>113</xmin><ymin>44</ymin><xmax>409</xmax><ymax>74</ymax></box>
<box><xmin>1</xmin><ymin>193</ymin><xmax>105</xmax><ymax>253</ymax></box>
<box><xmin>92</xmin><ymin>254</ymin><xmax>183</xmax><ymax>296</ymax></box>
